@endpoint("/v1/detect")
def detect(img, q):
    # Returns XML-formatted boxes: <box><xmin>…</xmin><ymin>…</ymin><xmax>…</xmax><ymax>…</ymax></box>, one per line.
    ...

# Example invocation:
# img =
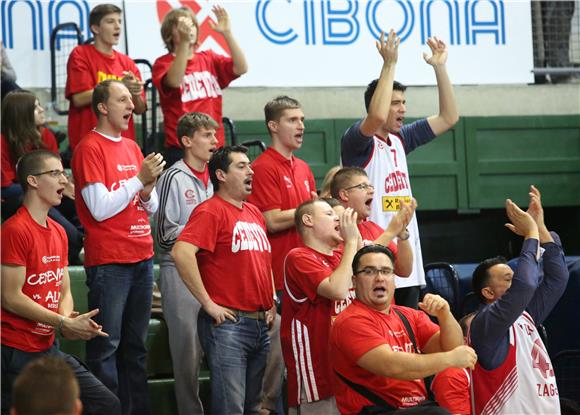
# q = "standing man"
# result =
<box><xmin>247</xmin><ymin>96</ymin><xmax>316</xmax><ymax>414</ymax></box>
<box><xmin>1</xmin><ymin>150</ymin><xmax>120</xmax><ymax>414</ymax></box>
<box><xmin>72</xmin><ymin>80</ymin><xmax>165</xmax><ymax>415</ymax></box>
<box><xmin>281</xmin><ymin>200</ymin><xmax>360</xmax><ymax>414</ymax></box>
<box><xmin>341</xmin><ymin>31</ymin><xmax>459</xmax><ymax>308</ymax></box>
<box><xmin>66</xmin><ymin>4</ymin><xmax>145</xmax><ymax>150</ymax></box>
<box><xmin>172</xmin><ymin>146</ymin><xmax>276</xmax><ymax>415</ymax></box>
<box><xmin>153</xmin><ymin>5</ymin><xmax>247</xmax><ymax>165</ymax></box>
<box><xmin>330</xmin><ymin>245</ymin><xmax>477</xmax><ymax>414</ymax></box>
<box><xmin>469</xmin><ymin>186</ymin><xmax>568</xmax><ymax>414</ymax></box>
<box><xmin>154</xmin><ymin>112</ymin><xmax>218</xmax><ymax>415</ymax></box>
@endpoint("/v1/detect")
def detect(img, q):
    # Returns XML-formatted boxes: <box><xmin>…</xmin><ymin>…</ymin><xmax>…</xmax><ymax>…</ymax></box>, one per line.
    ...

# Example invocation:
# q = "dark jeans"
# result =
<box><xmin>198</xmin><ymin>309</ymin><xmax>271</xmax><ymax>415</ymax></box>
<box><xmin>1</xmin><ymin>343</ymin><xmax>120</xmax><ymax>415</ymax></box>
<box><xmin>85</xmin><ymin>259</ymin><xmax>153</xmax><ymax>415</ymax></box>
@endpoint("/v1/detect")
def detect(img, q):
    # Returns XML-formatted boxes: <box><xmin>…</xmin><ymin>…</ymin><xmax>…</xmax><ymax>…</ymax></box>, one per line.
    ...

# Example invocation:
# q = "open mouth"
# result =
<box><xmin>244</xmin><ymin>178</ymin><xmax>252</xmax><ymax>186</ymax></box>
<box><xmin>57</xmin><ymin>188</ymin><xmax>64</xmax><ymax>196</ymax></box>
<box><xmin>123</xmin><ymin>113</ymin><xmax>132</xmax><ymax>120</ymax></box>
<box><xmin>365</xmin><ymin>197</ymin><xmax>373</xmax><ymax>207</ymax></box>
<box><xmin>373</xmin><ymin>287</ymin><xmax>386</xmax><ymax>295</ymax></box>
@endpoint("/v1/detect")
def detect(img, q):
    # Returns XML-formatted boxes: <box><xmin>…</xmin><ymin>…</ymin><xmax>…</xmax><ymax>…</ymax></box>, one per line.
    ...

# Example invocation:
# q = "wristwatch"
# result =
<box><xmin>398</xmin><ymin>229</ymin><xmax>410</xmax><ymax>241</ymax></box>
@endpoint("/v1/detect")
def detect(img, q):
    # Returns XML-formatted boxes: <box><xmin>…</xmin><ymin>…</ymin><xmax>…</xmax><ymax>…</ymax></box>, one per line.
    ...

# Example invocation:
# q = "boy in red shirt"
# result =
<box><xmin>281</xmin><ymin>199</ymin><xmax>360</xmax><ymax>414</ymax></box>
<box><xmin>1</xmin><ymin>150</ymin><xmax>119</xmax><ymax>414</ymax></box>
<box><xmin>247</xmin><ymin>96</ymin><xmax>317</xmax><ymax>414</ymax></box>
<box><xmin>152</xmin><ymin>5</ymin><xmax>247</xmax><ymax>166</ymax></box>
<box><xmin>172</xmin><ymin>145</ymin><xmax>276</xmax><ymax>414</ymax></box>
<box><xmin>66</xmin><ymin>4</ymin><xmax>145</xmax><ymax>150</ymax></box>
<box><xmin>72</xmin><ymin>79</ymin><xmax>165</xmax><ymax>415</ymax></box>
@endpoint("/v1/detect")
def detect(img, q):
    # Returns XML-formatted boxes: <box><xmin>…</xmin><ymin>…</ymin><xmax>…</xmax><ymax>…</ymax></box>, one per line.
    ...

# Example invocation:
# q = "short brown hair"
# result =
<box><xmin>12</xmin><ymin>356</ymin><xmax>79</xmax><ymax>415</ymax></box>
<box><xmin>16</xmin><ymin>150</ymin><xmax>61</xmax><ymax>193</ymax></box>
<box><xmin>92</xmin><ymin>79</ymin><xmax>124</xmax><ymax>117</ymax></box>
<box><xmin>177</xmin><ymin>112</ymin><xmax>219</xmax><ymax>148</ymax></box>
<box><xmin>89</xmin><ymin>4</ymin><xmax>122</xmax><ymax>31</ymax></box>
<box><xmin>264</xmin><ymin>96</ymin><xmax>301</xmax><ymax>134</ymax></box>
<box><xmin>330</xmin><ymin>167</ymin><xmax>367</xmax><ymax>200</ymax></box>
<box><xmin>294</xmin><ymin>199</ymin><xmax>327</xmax><ymax>236</ymax></box>
<box><xmin>160</xmin><ymin>7</ymin><xmax>199</xmax><ymax>52</ymax></box>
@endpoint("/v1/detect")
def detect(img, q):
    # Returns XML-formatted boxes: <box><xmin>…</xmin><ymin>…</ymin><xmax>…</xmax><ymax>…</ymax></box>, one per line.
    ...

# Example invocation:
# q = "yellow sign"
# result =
<box><xmin>382</xmin><ymin>196</ymin><xmax>411</xmax><ymax>212</ymax></box>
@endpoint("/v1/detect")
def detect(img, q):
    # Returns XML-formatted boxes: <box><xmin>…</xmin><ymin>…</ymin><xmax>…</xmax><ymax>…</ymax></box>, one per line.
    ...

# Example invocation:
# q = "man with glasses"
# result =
<box><xmin>1</xmin><ymin>150</ymin><xmax>120</xmax><ymax>414</ymax></box>
<box><xmin>280</xmin><ymin>199</ymin><xmax>360</xmax><ymax>414</ymax></box>
<box><xmin>341</xmin><ymin>31</ymin><xmax>459</xmax><ymax>308</ymax></box>
<box><xmin>331</xmin><ymin>166</ymin><xmax>414</xmax><ymax>278</ymax></box>
<box><xmin>72</xmin><ymin>79</ymin><xmax>165</xmax><ymax>414</ymax></box>
<box><xmin>330</xmin><ymin>245</ymin><xmax>476</xmax><ymax>414</ymax></box>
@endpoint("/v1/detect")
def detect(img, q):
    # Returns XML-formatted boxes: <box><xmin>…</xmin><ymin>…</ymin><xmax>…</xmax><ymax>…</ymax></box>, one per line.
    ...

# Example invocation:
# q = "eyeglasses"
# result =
<box><xmin>31</xmin><ymin>169</ymin><xmax>66</xmax><ymax>178</ymax></box>
<box><xmin>354</xmin><ymin>267</ymin><xmax>394</xmax><ymax>277</ymax></box>
<box><xmin>344</xmin><ymin>182</ymin><xmax>374</xmax><ymax>191</ymax></box>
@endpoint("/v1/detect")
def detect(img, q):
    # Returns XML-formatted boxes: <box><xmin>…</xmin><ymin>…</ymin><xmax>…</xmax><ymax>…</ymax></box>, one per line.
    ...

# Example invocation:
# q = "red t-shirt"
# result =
<box><xmin>247</xmin><ymin>148</ymin><xmax>316</xmax><ymax>290</ymax></box>
<box><xmin>431</xmin><ymin>368</ymin><xmax>471</xmax><ymax>415</ymax></box>
<box><xmin>65</xmin><ymin>44</ymin><xmax>143</xmax><ymax>149</ymax></box>
<box><xmin>330</xmin><ymin>300</ymin><xmax>439</xmax><ymax>414</ymax></box>
<box><xmin>1</xmin><ymin>128</ymin><xmax>59</xmax><ymax>187</ymax></box>
<box><xmin>152</xmin><ymin>50</ymin><xmax>238</xmax><ymax>149</ymax></box>
<box><xmin>1</xmin><ymin>206</ymin><xmax>68</xmax><ymax>352</ymax></box>
<box><xmin>71</xmin><ymin>130</ymin><xmax>153</xmax><ymax>266</ymax></box>
<box><xmin>281</xmin><ymin>246</ymin><xmax>355</xmax><ymax>407</ymax></box>
<box><xmin>357</xmin><ymin>220</ymin><xmax>398</xmax><ymax>256</ymax></box>
<box><xmin>177</xmin><ymin>195</ymin><xmax>274</xmax><ymax>311</ymax></box>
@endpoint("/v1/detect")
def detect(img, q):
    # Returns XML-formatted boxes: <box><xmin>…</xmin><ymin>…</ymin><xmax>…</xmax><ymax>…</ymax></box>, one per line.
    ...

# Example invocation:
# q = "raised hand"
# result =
<box><xmin>122</xmin><ymin>71</ymin><xmax>144</xmax><ymax>96</ymax></box>
<box><xmin>173</xmin><ymin>15</ymin><xmax>195</xmax><ymax>47</ymax></box>
<box><xmin>423</xmin><ymin>36</ymin><xmax>448</xmax><ymax>67</ymax></box>
<box><xmin>137</xmin><ymin>152</ymin><xmax>166</xmax><ymax>186</ymax></box>
<box><xmin>418</xmin><ymin>293</ymin><xmax>451</xmax><ymax>320</ymax></box>
<box><xmin>386</xmin><ymin>198</ymin><xmax>416</xmax><ymax>237</ymax></box>
<box><xmin>526</xmin><ymin>185</ymin><xmax>545</xmax><ymax>228</ymax></box>
<box><xmin>339</xmin><ymin>207</ymin><xmax>360</xmax><ymax>244</ymax></box>
<box><xmin>505</xmin><ymin>199</ymin><xmax>538</xmax><ymax>239</ymax></box>
<box><xmin>376</xmin><ymin>30</ymin><xmax>400</xmax><ymax>66</ymax></box>
<box><xmin>210</xmin><ymin>5</ymin><xmax>231</xmax><ymax>34</ymax></box>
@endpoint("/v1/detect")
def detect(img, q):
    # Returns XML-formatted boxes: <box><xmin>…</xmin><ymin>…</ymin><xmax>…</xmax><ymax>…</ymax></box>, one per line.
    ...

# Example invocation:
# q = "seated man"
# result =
<box><xmin>330</xmin><ymin>244</ymin><xmax>477</xmax><ymax>414</ymax></box>
<box><xmin>281</xmin><ymin>200</ymin><xmax>360</xmax><ymax>414</ymax></box>
<box><xmin>10</xmin><ymin>356</ymin><xmax>82</xmax><ymax>415</ymax></box>
<box><xmin>331</xmin><ymin>166</ymin><xmax>414</xmax><ymax>277</ymax></box>
<box><xmin>469</xmin><ymin>186</ymin><xmax>568</xmax><ymax>415</ymax></box>
<box><xmin>1</xmin><ymin>150</ymin><xmax>120</xmax><ymax>414</ymax></box>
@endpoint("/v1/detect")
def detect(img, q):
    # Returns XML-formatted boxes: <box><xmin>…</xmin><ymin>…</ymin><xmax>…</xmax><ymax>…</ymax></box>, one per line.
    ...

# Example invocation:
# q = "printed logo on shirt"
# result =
<box><xmin>304</xmin><ymin>180</ymin><xmax>310</xmax><ymax>193</ymax></box>
<box><xmin>382</xmin><ymin>196</ymin><xmax>412</xmax><ymax>212</ymax></box>
<box><xmin>32</xmin><ymin>322</ymin><xmax>56</xmax><ymax>336</ymax></box>
<box><xmin>185</xmin><ymin>189</ymin><xmax>197</xmax><ymax>205</ymax></box>
<box><xmin>531</xmin><ymin>338</ymin><xmax>555</xmax><ymax>379</ymax></box>
<box><xmin>117</xmin><ymin>164</ymin><xmax>137</xmax><ymax>172</ymax></box>
<box><xmin>42</xmin><ymin>255</ymin><xmax>60</xmax><ymax>264</ymax></box>
<box><xmin>97</xmin><ymin>71</ymin><xmax>122</xmax><ymax>83</ymax></box>
<box><xmin>128</xmin><ymin>218</ymin><xmax>151</xmax><ymax>238</ymax></box>
<box><xmin>27</xmin><ymin>267</ymin><xmax>64</xmax><ymax>286</ymax></box>
<box><xmin>283</xmin><ymin>176</ymin><xmax>293</xmax><ymax>188</ymax></box>
<box><xmin>383</xmin><ymin>170</ymin><xmax>410</xmax><ymax>194</ymax></box>
<box><xmin>181</xmin><ymin>71</ymin><xmax>223</xmax><ymax>102</ymax></box>
<box><xmin>231</xmin><ymin>221</ymin><xmax>271</xmax><ymax>253</ymax></box>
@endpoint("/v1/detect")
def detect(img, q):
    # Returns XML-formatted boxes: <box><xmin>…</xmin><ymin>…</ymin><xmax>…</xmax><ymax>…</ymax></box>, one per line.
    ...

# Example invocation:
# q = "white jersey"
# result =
<box><xmin>472</xmin><ymin>312</ymin><xmax>560</xmax><ymax>415</ymax></box>
<box><xmin>363</xmin><ymin>134</ymin><xmax>425</xmax><ymax>288</ymax></box>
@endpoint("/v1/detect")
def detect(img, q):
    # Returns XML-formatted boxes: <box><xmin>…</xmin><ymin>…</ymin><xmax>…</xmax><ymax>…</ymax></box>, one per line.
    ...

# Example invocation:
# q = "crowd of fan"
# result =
<box><xmin>1</xmin><ymin>3</ymin><xmax>575</xmax><ymax>415</ymax></box>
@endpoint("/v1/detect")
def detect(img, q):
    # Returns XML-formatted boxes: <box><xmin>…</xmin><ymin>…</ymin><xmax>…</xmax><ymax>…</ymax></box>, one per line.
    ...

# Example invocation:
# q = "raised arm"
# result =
<box><xmin>163</xmin><ymin>16</ymin><xmax>193</xmax><ymax>89</ymax></box>
<box><xmin>211</xmin><ymin>5</ymin><xmax>247</xmax><ymax>76</ymax></box>
<box><xmin>317</xmin><ymin>208</ymin><xmax>360</xmax><ymax>300</ymax></box>
<box><xmin>423</xmin><ymin>37</ymin><xmax>459</xmax><ymax>135</ymax></box>
<box><xmin>525</xmin><ymin>185</ymin><xmax>569</xmax><ymax>324</ymax></box>
<box><xmin>359</xmin><ymin>30</ymin><xmax>399</xmax><ymax>137</ymax></box>
<box><xmin>419</xmin><ymin>294</ymin><xmax>463</xmax><ymax>353</ymax></box>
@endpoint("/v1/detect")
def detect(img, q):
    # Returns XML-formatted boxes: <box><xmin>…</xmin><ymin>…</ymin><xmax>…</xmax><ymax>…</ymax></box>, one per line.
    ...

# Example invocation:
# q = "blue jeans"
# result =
<box><xmin>85</xmin><ymin>259</ymin><xmax>153</xmax><ymax>415</ymax></box>
<box><xmin>1</xmin><ymin>343</ymin><xmax>120</xmax><ymax>415</ymax></box>
<box><xmin>198</xmin><ymin>309</ymin><xmax>271</xmax><ymax>415</ymax></box>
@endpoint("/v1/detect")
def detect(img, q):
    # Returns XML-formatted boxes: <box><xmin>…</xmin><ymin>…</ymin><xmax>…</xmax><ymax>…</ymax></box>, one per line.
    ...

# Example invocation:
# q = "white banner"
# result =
<box><xmin>2</xmin><ymin>0</ymin><xmax>534</xmax><ymax>88</ymax></box>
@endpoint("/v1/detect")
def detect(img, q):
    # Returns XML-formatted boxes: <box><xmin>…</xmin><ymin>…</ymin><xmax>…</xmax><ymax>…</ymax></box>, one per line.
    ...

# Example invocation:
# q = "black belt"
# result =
<box><xmin>226</xmin><ymin>308</ymin><xmax>267</xmax><ymax>321</ymax></box>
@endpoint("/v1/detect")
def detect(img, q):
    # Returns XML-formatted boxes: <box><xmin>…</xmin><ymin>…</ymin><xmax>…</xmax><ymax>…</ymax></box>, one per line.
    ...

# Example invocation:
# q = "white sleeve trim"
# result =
<box><xmin>81</xmin><ymin>177</ymin><xmax>144</xmax><ymax>222</ymax></box>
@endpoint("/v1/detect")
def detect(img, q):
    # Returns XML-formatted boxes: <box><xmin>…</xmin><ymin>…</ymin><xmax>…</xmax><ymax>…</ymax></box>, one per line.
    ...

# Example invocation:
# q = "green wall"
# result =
<box><xmin>232</xmin><ymin>115</ymin><xmax>580</xmax><ymax>211</ymax></box>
